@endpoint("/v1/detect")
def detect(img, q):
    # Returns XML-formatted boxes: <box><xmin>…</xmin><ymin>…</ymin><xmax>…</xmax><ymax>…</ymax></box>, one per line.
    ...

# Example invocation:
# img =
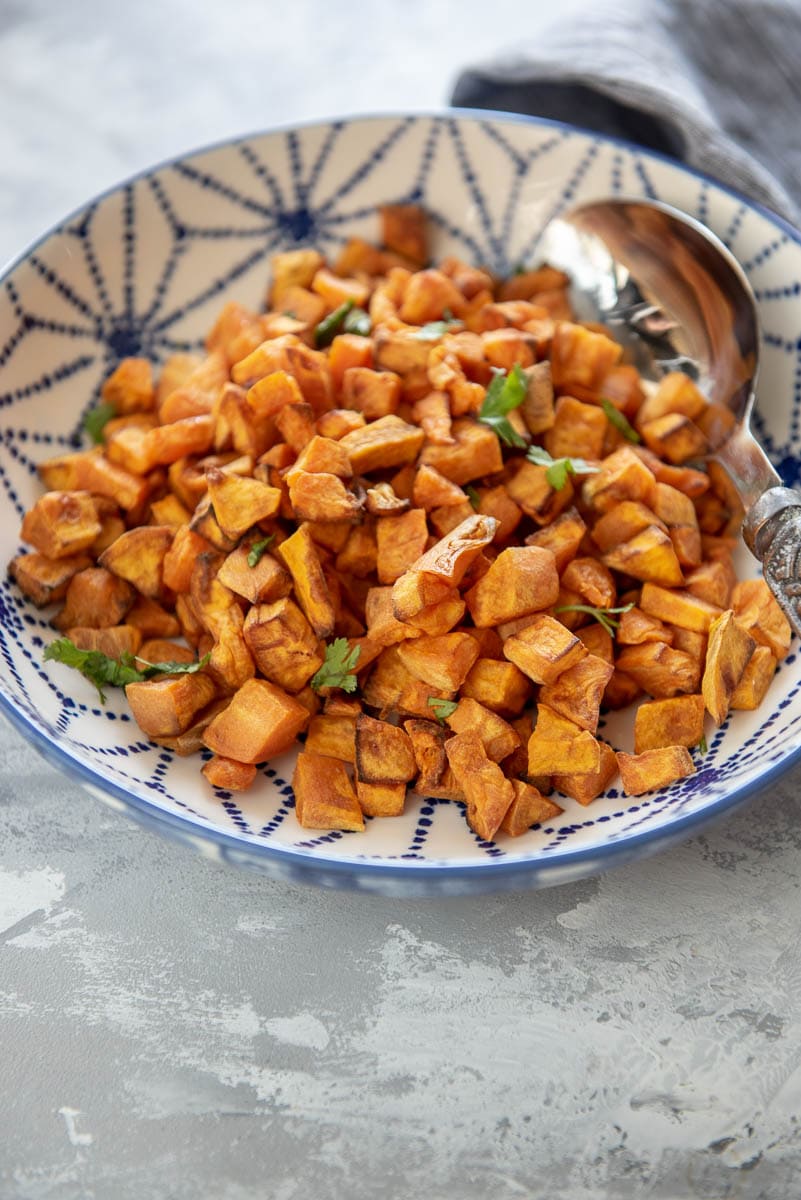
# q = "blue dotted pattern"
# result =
<box><xmin>0</xmin><ymin>113</ymin><xmax>800</xmax><ymax>882</ymax></box>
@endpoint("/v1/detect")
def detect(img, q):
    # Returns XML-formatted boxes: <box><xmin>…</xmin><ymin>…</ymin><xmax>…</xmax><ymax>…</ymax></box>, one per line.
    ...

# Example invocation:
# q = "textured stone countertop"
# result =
<box><xmin>3</xmin><ymin>4</ymin><xmax>801</xmax><ymax>1198</ymax></box>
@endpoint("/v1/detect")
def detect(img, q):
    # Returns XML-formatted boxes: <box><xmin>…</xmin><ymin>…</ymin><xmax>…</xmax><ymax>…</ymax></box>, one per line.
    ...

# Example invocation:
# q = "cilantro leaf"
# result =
<box><xmin>247</xmin><ymin>534</ymin><xmax>275</xmax><ymax>568</ymax></box>
<box><xmin>427</xmin><ymin>697</ymin><xmax>458</xmax><ymax>723</ymax></box>
<box><xmin>84</xmin><ymin>402</ymin><xmax>116</xmax><ymax>444</ymax></box>
<box><xmin>526</xmin><ymin>444</ymin><xmax>600</xmax><ymax>490</ymax></box>
<box><xmin>310</xmin><ymin>638</ymin><xmax>361</xmax><ymax>693</ymax></box>
<box><xmin>44</xmin><ymin>637</ymin><xmax>209</xmax><ymax>703</ymax></box>
<box><xmin>343</xmin><ymin>307</ymin><xmax>372</xmax><ymax>336</ymax></box>
<box><xmin>314</xmin><ymin>300</ymin><xmax>355</xmax><ymax>348</ymax></box>
<box><xmin>465</xmin><ymin>485</ymin><xmax>481</xmax><ymax>511</ymax></box>
<box><xmin>554</xmin><ymin>602</ymin><xmax>635</xmax><ymax>638</ymax></box>
<box><xmin>697</xmin><ymin>733</ymin><xmax>708</xmax><ymax>755</ymax></box>
<box><xmin>477</xmin><ymin>364</ymin><xmax>528</xmax><ymax>448</ymax></box>
<box><xmin>411</xmin><ymin>318</ymin><xmax>462</xmax><ymax>341</ymax></box>
<box><xmin>601</xmin><ymin>397</ymin><xmax>641</xmax><ymax>444</ymax></box>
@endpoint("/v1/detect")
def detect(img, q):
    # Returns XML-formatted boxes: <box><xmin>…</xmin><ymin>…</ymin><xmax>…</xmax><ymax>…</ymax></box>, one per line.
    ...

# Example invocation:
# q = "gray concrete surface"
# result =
<box><xmin>2</xmin><ymin>2</ymin><xmax>801</xmax><ymax>1197</ymax></box>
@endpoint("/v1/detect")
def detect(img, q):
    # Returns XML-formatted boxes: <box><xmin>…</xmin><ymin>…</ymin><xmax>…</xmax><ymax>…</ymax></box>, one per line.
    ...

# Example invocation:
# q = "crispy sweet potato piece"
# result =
<box><xmin>524</xmin><ymin>507</ymin><xmax>586</xmax><ymax>572</ymax></box>
<box><xmin>137</xmin><ymin>638</ymin><xmax>195</xmax><ymax>664</ymax></box>
<box><xmin>355</xmin><ymin>715</ymin><xmax>416</xmax><ymax>784</ymax></box>
<box><xmin>305</xmin><ymin>713</ymin><xmax>357</xmax><ymax>763</ymax></box>
<box><xmin>126</xmin><ymin>672</ymin><xmax>217</xmax><ymax>739</ymax></box>
<box><xmin>582</xmin><ymin>446</ymin><xmax>656</xmax><ymax>513</ymax></box>
<box><xmin>538</xmin><ymin>653</ymin><xmax>614</xmax><ymax>733</ymax></box>
<box><xmin>419</xmin><ymin>417</ymin><xmax>503</xmax><ymax>484</ymax></box>
<box><xmin>37</xmin><ymin>448</ymin><xmax>148</xmax><ymax>512</ymax></box>
<box><xmin>639</xmin><ymin>582</ymin><xmax>722</xmax><ymax>633</ymax></box>
<box><xmin>404</xmin><ymin>591</ymin><xmax>466</xmax><ymax>635</ymax></box>
<box><xmin>553</xmin><ymin>740</ymin><xmax>618</xmax><ymax>806</ymax></box>
<box><xmin>216</xmin><ymin>541</ymin><xmax>291</xmax><ymax>606</ymax></box>
<box><xmin>730</xmin><ymin>645</ymin><xmax>777</xmax><ymax>710</ymax></box>
<box><xmin>205</xmin><ymin>468</ymin><xmax>281</xmax><ymax>539</ymax></box>
<box><xmin>102</xmin><ymin>357</ymin><xmax>155</xmax><ymax>413</ymax></box>
<box><xmin>21</xmin><ymin>491</ymin><xmax>102</xmax><ymax>560</ymax></box>
<box><xmin>99</xmin><ymin>526</ymin><xmax>174</xmax><ymax>599</ymax></box>
<box><xmin>527</xmin><ymin>704</ymin><xmax>602</xmax><ymax>776</ymax></box>
<box><xmin>561</xmin><ymin>557</ymin><xmax>616</xmax><ymax>608</ymax></box>
<box><xmin>503</xmin><ymin>615</ymin><xmax>586</xmax><ymax>685</ymax></box>
<box><xmin>637</xmin><ymin>371</ymin><xmax>706</xmax><ymax>425</ymax></box>
<box><xmin>396</xmin><ymin>631</ymin><xmax>480</xmax><ymax>692</ymax></box>
<box><xmin>288</xmin><ymin>472</ymin><xmax>361</xmax><ymax>523</ymax></box>
<box><xmin>9</xmin><ymin>551</ymin><xmax>93</xmax><ymax>607</ymax></box>
<box><xmin>500</xmin><ymin>780</ymin><xmax>563</xmax><ymax>836</ymax></box>
<box><xmin>505</xmin><ymin>461</ymin><xmax>575</xmax><ymax>526</ymax></box>
<box><xmin>292</xmin><ymin>750</ymin><xmax>364</xmax><ymax>831</ymax></box>
<box><xmin>465</xmin><ymin>546</ymin><xmax>559</xmax><ymax>627</ymax></box>
<box><xmin>545</xmin><ymin>395</ymin><xmax>607</xmax><ymax>461</ymax></box>
<box><xmin>634</xmin><ymin>694</ymin><xmax>706</xmax><ymax>753</ymax></box>
<box><xmin>203</xmin><ymin>678</ymin><xmax>309</xmax><ymax>763</ymax></box>
<box><xmin>616</xmin><ymin>606</ymin><xmax>674</xmax><ymax>646</ymax></box>
<box><xmin>446</xmin><ymin>697</ymin><xmax>520</xmax><ymax>763</ymax></box>
<box><xmin>201</xmin><ymin>756</ymin><xmax>258</xmax><ymax>792</ymax></box>
<box><xmin>243</xmin><ymin>597</ymin><xmax>323</xmax><ymax>692</ymax></box>
<box><xmin>731</xmin><ymin>578</ymin><xmax>792</xmax><ymax>660</ymax></box>
<box><xmin>277</xmin><ymin>523</ymin><xmax>336</xmax><ymax>638</ymax></box>
<box><xmin>342</xmin><ymin>367</ymin><xmax>402</xmax><ymax>419</ymax></box>
<box><xmin>616</xmin><ymin>642</ymin><xmax>701</xmax><ymax>697</ymax></box>
<box><xmin>53</xmin><ymin>567</ymin><xmax>135</xmax><ymax>630</ymax></box>
<box><xmin>409</xmin><ymin>513</ymin><xmax>498</xmax><ymax>588</ymax></box>
<box><xmin>329</xmin><ymin>335</ymin><xmax>374</xmax><ymax>391</ymax></box>
<box><xmin>460</xmin><ymin>658</ymin><xmax>531</xmax><ymax>716</ymax></box>
<box><xmin>376</xmin><ymin>508</ymin><xmax>429</xmax><ymax>585</ymax></box>
<box><xmin>640</xmin><ymin>412</ymin><xmax>707</xmax><ymax>464</ymax></box>
<box><xmin>445</xmin><ymin>732</ymin><xmax>515</xmax><ymax>842</ymax></box>
<box><xmin>66</xmin><ymin>624</ymin><xmax>142</xmax><ymax>658</ymax></box>
<box><xmin>362</xmin><ymin>644</ymin><xmax>452</xmax><ymax>718</ymax></box>
<box><xmin>702</xmin><ymin>610</ymin><xmax>756</xmax><ymax>725</ymax></box>
<box><xmin>355</xmin><ymin>781</ymin><xmax>406</xmax><ymax>817</ymax></box>
<box><xmin>339</xmin><ymin>415</ymin><xmax>424</xmax><ymax>473</ymax></box>
<box><xmin>617</xmin><ymin>746</ymin><xmax>695</xmax><ymax>796</ymax></box>
<box><xmin>550</xmin><ymin>322</ymin><xmax>621</xmax><ymax>393</ymax></box>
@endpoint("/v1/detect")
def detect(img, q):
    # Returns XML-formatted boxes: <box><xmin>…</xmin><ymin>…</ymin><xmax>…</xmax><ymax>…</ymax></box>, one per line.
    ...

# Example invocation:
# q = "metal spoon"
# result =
<box><xmin>536</xmin><ymin>197</ymin><xmax>801</xmax><ymax>634</ymax></box>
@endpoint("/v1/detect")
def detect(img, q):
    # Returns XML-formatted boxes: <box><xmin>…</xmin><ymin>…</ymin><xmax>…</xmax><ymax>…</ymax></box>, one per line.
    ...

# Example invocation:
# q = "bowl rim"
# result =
<box><xmin>1</xmin><ymin>106</ymin><xmax>800</xmax><ymax>889</ymax></box>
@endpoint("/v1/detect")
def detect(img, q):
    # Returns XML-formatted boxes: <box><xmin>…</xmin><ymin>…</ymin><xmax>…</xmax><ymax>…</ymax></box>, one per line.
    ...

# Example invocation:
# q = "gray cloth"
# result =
<box><xmin>451</xmin><ymin>0</ymin><xmax>800</xmax><ymax>222</ymax></box>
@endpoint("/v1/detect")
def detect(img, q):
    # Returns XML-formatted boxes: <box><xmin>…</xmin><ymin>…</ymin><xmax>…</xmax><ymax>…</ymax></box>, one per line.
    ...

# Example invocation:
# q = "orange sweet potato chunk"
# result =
<box><xmin>203</xmin><ymin>679</ymin><xmax>309</xmax><ymax>764</ymax></box>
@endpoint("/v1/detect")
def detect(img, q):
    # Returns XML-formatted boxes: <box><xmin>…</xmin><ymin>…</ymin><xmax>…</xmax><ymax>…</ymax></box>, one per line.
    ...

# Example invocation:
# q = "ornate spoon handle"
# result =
<box><xmin>744</xmin><ymin>487</ymin><xmax>801</xmax><ymax>637</ymax></box>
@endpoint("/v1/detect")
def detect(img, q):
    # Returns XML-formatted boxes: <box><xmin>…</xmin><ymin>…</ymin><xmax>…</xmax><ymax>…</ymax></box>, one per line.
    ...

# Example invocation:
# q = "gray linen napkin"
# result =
<box><xmin>451</xmin><ymin>0</ymin><xmax>799</xmax><ymax>222</ymax></box>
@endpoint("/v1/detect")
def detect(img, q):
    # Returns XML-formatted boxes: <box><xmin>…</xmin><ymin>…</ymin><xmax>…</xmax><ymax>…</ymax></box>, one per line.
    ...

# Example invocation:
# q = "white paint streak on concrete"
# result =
<box><xmin>0</xmin><ymin>866</ymin><xmax>64</xmax><ymax>934</ymax></box>
<box><xmin>58</xmin><ymin>1106</ymin><xmax>93</xmax><ymax>1147</ymax></box>
<box><xmin>264</xmin><ymin>1014</ymin><xmax>330</xmax><ymax>1051</ymax></box>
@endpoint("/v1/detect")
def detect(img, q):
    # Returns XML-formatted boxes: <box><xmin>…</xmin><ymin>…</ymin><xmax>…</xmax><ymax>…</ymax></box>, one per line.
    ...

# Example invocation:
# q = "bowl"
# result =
<box><xmin>1</xmin><ymin>111</ymin><xmax>800</xmax><ymax>896</ymax></box>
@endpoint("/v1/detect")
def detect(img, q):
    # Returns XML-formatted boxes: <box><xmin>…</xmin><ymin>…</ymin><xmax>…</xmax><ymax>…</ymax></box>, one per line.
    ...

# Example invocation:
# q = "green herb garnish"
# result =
<box><xmin>44</xmin><ymin>637</ymin><xmax>210</xmax><ymax>704</ymax></box>
<box><xmin>465</xmin><ymin>485</ymin><xmax>481</xmax><ymax>511</ymax></box>
<box><xmin>411</xmin><ymin>318</ymin><xmax>462</xmax><ymax>341</ymax></box>
<box><xmin>526</xmin><ymin>444</ymin><xmax>600</xmax><ymax>490</ymax></box>
<box><xmin>310</xmin><ymin>638</ymin><xmax>361</xmax><ymax>693</ymax></box>
<box><xmin>314</xmin><ymin>300</ymin><xmax>355</xmax><ymax>348</ymax></box>
<box><xmin>84</xmin><ymin>402</ymin><xmax>116</xmax><ymax>444</ymax></box>
<box><xmin>697</xmin><ymin>733</ymin><xmax>708</xmax><ymax>755</ymax></box>
<box><xmin>477</xmin><ymin>364</ymin><xmax>528</xmax><ymax>448</ymax></box>
<box><xmin>601</xmin><ymin>397</ymin><xmax>641</xmax><ymax>444</ymax></box>
<box><xmin>247</xmin><ymin>534</ymin><xmax>275</xmax><ymax>568</ymax></box>
<box><xmin>427</xmin><ymin>697</ymin><xmax>458</xmax><ymax>723</ymax></box>
<box><xmin>343</xmin><ymin>307</ymin><xmax>372</xmax><ymax>336</ymax></box>
<box><xmin>554</xmin><ymin>602</ymin><xmax>635</xmax><ymax>638</ymax></box>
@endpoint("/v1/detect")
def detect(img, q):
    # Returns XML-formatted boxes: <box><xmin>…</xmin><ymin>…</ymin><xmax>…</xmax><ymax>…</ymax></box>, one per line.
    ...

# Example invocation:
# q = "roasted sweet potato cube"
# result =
<box><xmin>640</xmin><ymin>582</ymin><xmax>722</xmax><ymax>632</ymax></box>
<box><xmin>246</xmin><ymin>369</ymin><xmax>304</xmax><ymax>424</ymax></box>
<box><xmin>53</xmin><ymin>567</ymin><xmax>135</xmax><ymax>630</ymax></box>
<box><xmin>328</xmin><ymin>334</ymin><xmax>374</xmax><ymax>391</ymax></box>
<box><xmin>576</xmin><ymin>622</ymin><xmax>614</xmax><ymax>662</ymax></box>
<box><xmin>338</xmin><ymin>414</ymin><xmax>425</xmax><ymax>474</ymax></box>
<box><xmin>634</xmin><ymin>694</ymin><xmax>706</xmax><ymax>753</ymax></box>
<box><xmin>553</xmin><ymin>740</ymin><xmax>618</xmax><ymax>806</ymax></box>
<box><xmin>161</xmin><ymin>527</ymin><xmax>215</xmax><ymax>594</ymax></box>
<box><xmin>364</xmin><ymin>586</ymin><xmax>420</xmax><ymax>646</ymax></box>
<box><xmin>731</xmin><ymin>578</ymin><xmax>792</xmax><ymax>659</ymax></box>
<box><xmin>602</xmin><ymin>526</ymin><xmax>684</xmax><ymax>586</ymax></box>
<box><xmin>305</xmin><ymin>713</ymin><xmax>357</xmax><ymax>763</ymax></box>
<box><xmin>615</xmin><ymin>642</ymin><xmax>701</xmax><ymax>697</ymax></box>
<box><xmin>274</xmin><ymin>402</ymin><xmax>316</xmax><ymax>453</ymax></box>
<box><xmin>201</xmin><ymin>755</ymin><xmax>258</xmax><ymax>792</ymax></box>
<box><xmin>268</xmin><ymin>251</ymin><xmax>324</xmax><ymax>311</ymax></box>
<box><xmin>21</xmin><ymin>491</ymin><xmax>102</xmax><ymax>559</ymax></box>
<box><xmin>391</xmin><ymin>570</ymin><xmax>454</xmax><ymax>621</ymax></box>
<box><xmin>591</xmin><ymin>501</ymin><xmax>663</xmax><ymax>552</ymax></box>
<box><xmin>702</xmin><ymin>610</ymin><xmax>755</xmax><ymax>724</ymax></box>
<box><xmin>550</xmin><ymin>322</ymin><xmax>621</xmax><ymax>393</ymax></box>
<box><xmin>9</xmin><ymin>551</ymin><xmax>93</xmax><ymax>607</ymax></box>
<box><xmin>288</xmin><ymin>435</ymin><xmax>353</xmax><ymax>481</ymax></box>
<box><xmin>640</xmin><ymin>413</ymin><xmax>707</xmax><ymax>464</ymax></box>
<box><xmin>730</xmin><ymin>645</ymin><xmax>777</xmax><ymax>710</ymax></box>
<box><xmin>205</xmin><ymin>467</ymin><xmax>281</xmax><ymax>540</ymax></box>
<box><xmin>243</xmin><ymin>597</ymin><xmax>323</xmax><ymax>692</ymax></box>
<box><xmin>396</xmin><ymin>631</ymin><xmax>480</xmax><ymax>692</ymax></box>
<box><xmin>98</xmin><ymin>526</ymin><xmax>174</xmax><ymax>599</ymax></box>
<box><xmin>503</xmin><ymin>611</ymin><xmax>581</xmax><ymax>678</ymax></box>
<box><xmin>470</xmin><ymin>484</ymin><xmax>522</xmax><ymax>542</ymax></box>
<box><xmin>684</xmin><ymin>559</ymin><xmax>734</xmax><ymax>609</ymax></box>
<box><xmin>411</xmin><ymin>390</ymin><xmax>453</xmax><ymax>446</ymax></box>
<box><xmin>538</xmin><ymin>653</ymin><xmax>614</xmax><ymax>733</ymax></box>
<box><xmin>292</xmin><ymin>750</ymin><xmax>364</xmax><ymax>831</ymax></box>
<box><xmin>561</xmin><ymin>557</ymin><xmax>616</xmax><ymax>608</ymax></box>
<box><xmin>355</xmin><ymin>715</ymin><xmax>416</xmax><ymax>784</ymax></box>
<box><xmin>616</xmin><ymin>606</ymin><xmax>674</xmax><ymax>645</ymax></box>
<box><xmin>404</xmin><ymin>591</ymin><xmax>466</xmax><ymax>635</ymax></box>
<box><xmin>203</xmin><ymin>678</ymin><xmax>309</xmax><ymax>763</ymax></box>
<box><xmin>66</xmin><ymin>624</ymin><xmax>142</xmax><ymax>658</ymax></box>
<box><xmin>411</xmin><ymin>464</ymin><xmax>467</xmax><ymax>511</ymax></box>
<box><xmin>445</xmin><ymin>732</ymin><xmax>515</xmax><ymax>842</ymax></box>
<box><xmin>216</xmin><ymin>541</ymin><xmax>291</xmax><ymax>606</ymax></box>
<box><xmin>146</xmin><ymin>415</ymin><xmax>215</xmax><ymax>467</ymax></box>
<box><xmin>372</xmin><ymin>328</ymin><xmax>431</xmax><ymax>376</ymax></box>
<box><xmin>518</xmin><ymin>360</ymin><xmax>555</xmax><ymax>434</ymax></box>
<box><xmin>419</xmin><ymin>417</ymin><xmax>503</xmax><ymax>484</ymax></box>
<box><xmin>505</xmin><ymin>460</ymin><xmax>575</xmax><ymax>526</ymax></box>
<box><xmin>312</xmin><ymin>266</ymin><xmax>369</xmax><ymax>310</ymax></box>
<box><xmin>527</xmin><ymin>704</ymin><xmax>601</xmax><ymax>776</ymax></box>
<box><xmin>288</xmin><ymin>472</ymin><xmax>361</xmax><ymax>523</ymax></box>
<box><xmin>137</xmin><ymin>638</ymin><xmax>195</xmax><ymax>664</ymax></box>
<box><xmin>460</xmin><ymin>658</ymin><xmax>531</xmax><ymax>717</ymax></box>
<box><xmin>126</xmin><ymin>672</ymin><xmax>217</xmax><ymax>738</ymax></box>
<box><xmin>208</xmin><ymin>628</ymin><xmax>256</xmax><ymax>694</ymax></box>
<box><xmin>582</xmin><ymin>446</ymin><xmax>656</xmax><ymax>513</ymax></box>
<box><xmin>524</xmin><ymin>507</ymin><xmax>586</xmax><ymax>572</ymax></box>
<box><xmin>617</xmin><ymin>746</ymin><xmax>695</xmax><ymax>795</ymax></box>
<box><xmin>156</xmin><ymin>352</ymin><xmax>202</xmax><ymax>404</ymax></box>
<box><xmin>465</xmin><ymin>546</ymin><xmax>559</xmax><ymax>627</ymax></box>
<box><xmin>380</xmin><ymin>203</ymin><xmax>428</xmax><ymax>266</ymax></box>
<box><xmin>38</xmin><ymin>449</ymin><xmax>148</xmax><ymax>512</ymax></box>
<box><xmin>340</xmin><ymin>365</ymin><xmax>402</xmax><ymax>420</ymax></box>
<box><xmin>545</xmin><ymin>395</ymin><xmax>607</xmax><ymax>461</ymax></box>
<box><xmin>361</xmin><ymin>645</ymin><xmax>451</xmax><ymax>718</ymax></box>
<box><xmin>446</xmin><ymin>697</ymin><xmax>520</xmax><ymax>763</ymax></box>
<box><xmin>149</xmin><ymin>493</ymin><xmax>191</xmax><ymax>530</ymax></box>
<box><xmin>403</xmin><ymin>718</ymin><xmax>449</xmax><ymax>792</ymax></box>
<box><xmin>101</xmin><ymin>356</ymin><xmax>155</xmax><ymax>413</ymax></box>
<box><xmin>400</xmin><ymin>269</ymin><xmax>465</xmax><ymax>325</ymax></box>
<box><xmin>636</xmin><ymin>371</ymin><xmax>706</xmax><ymax>426</ymax></box>
<box><xmin>603</xmin><ymin>667</ymin><xmax>642</xmax><ymax>709</ymax></box>
<box><xmin>669</xmin><ymin>625</ymin><xmax>708</xmax><ymax>662</ymax></box>
<box><xmin>376</xmin><ymin>508</ymin><xmax>429</xmax><ymax>585</ymax></box>
<box><xmin>410</xmin><ymin>514</ymin><xmax>498</xmax><ymax>587</ymax></box>
<box><xmin>317</xmin><ymin>408</ymin><xmax>366</xmax><ymax>440</ymax></box>
<box><xmin>356</xmin><ymin>781</ymin><xmax>407</xmax><ymax>817</ymax></box>
<box><xmin>499</xmin><ymin>781</ymin><xmax>563</xmax><ymax>836</ymax></box>
<box><xmin>277</xmin><ymin>524</ymin><xmax>336</xmax><ymax>638</ymax></box>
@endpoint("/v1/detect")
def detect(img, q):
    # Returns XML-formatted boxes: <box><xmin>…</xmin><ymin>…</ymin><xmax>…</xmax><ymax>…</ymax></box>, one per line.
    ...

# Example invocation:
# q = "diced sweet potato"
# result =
<box><xmin>276</xmin><ymin>523</ymin><xmax>336</xmax><ymax>638</ymax></box>
<box><xmin>553</xmin><ymin>740</ymin><xmax>618</xmax><ymax>806</ymax></box>
<box><xmin>317</xmin><ymin>408</ymin><xmax>365</xmax><ymax>440</ymax></box>
<box><xmin>203</xmin><ymin>678</ymin><xmax>309</xmax><ymax>763</ymax></box>
<box><xmin>339</xmin><ymin>415</ymin><xmax>425</xmax><ymax>473</ymax></box>
<box><xmin>444</xmin><ymin>732</ymin><xmax>515</xmax><ymax>842</ymax></box>
<box><xmin>376</xmin><ymin>508</ymin><xmax>429</xmax><ymax>585</ymax></box>
<box><xmin>499</xmin><ymin>780</ymin><xmax>563</xmax><ymax>836</ymax></box>
<box><xmin>591</xmin><ymin>501</ymin><xmax>663</xmax><ymax>553</ymax></box>
<box><xmin>503</xmin><ymin>615</ymin><xmax>586</xmax><ymax>685</ymax></box>
<box><xmin>640</xmin><ymin>412</ymin><xmax>707</xmax><ymax>464</ymax></box>
<box><xmin>204</xmin><ymin>467</ymin><xmax>281</xmax><ymax>540</ymax></box>
<box><xmin>409</xmin><ymin>513</ymin><xmax>498</xmax><ymax>587</ymax></box>
<box><xmin>545</xmin><ymin>395</ymin><xmax>607</xmax><ymax>461</ymax></box>
<box><xmin>102</xmin><ymin>357</ymin><xmax>155</xmax><ymax>414</ymax></box>
<box><xmin>582</xmin><ymin>446</ymin><xmax>656</xmax><ymax>513</ymax></box>
<box><xmin>561</xmin><ymin>557</ymin><xmax>616</xmax><ymax>608</ymax></box>
<box><xmin>9</xmin><ymin>551</ymin><xmax>93</xmax><ymax>607</ymax></box>
<box><xmin>617</xmin><ymin>746</ymin><xmax>695</xmax><ymax>796</ymax></box>
<box><xmin>465</xmin><ymin>546</ymin><xmax>559</xmax><ymax>627</ymax></box>
<box><xmin>404</xmin><ymin>591</ymin><xmax>466</xmax><ymax>635</ymax></box>
<box><xmin>305</xmin><ymin>713</ymin><xmax>357</xmax><ymax>763</ymax></box>
<box><xmin>53</xmin><ymin>567</ymin><xmax>135</xmax><ymax>630</ymax></box>
<box><xmin>616</xmin><ymin>606</ymin><xmax>674</xmax><ymax>646</ymax></box>
<box><xmin>201</xmin><ymin>755</ymin><xmax>258</xmax><ymax>792</ymax></box>
<box><xmin>639</xmin><ymin>582</ymin><xmax>722</xmax><ymax>633</ymax></box>
<box><xmin>243</xmin><ymin>597</ymin><xmax>322</xmax><ymax>692</ymax></box>
<box><xmin>538</xmin><ymin>653</ymin><xmax>614</xmax><ymax>733</ymax></box>
<box><xmin>730</xmin><ymin>645</ymin><xmax>777</xmax><ymax>710</ymax></box>
<box><xmin>702</xmin><ymin>610</ymin><xmax>756</xmax><ymax>725</ymax></box>
<box><xmin>524</xmin><ymin>507</ymin><xmax>586</xmax><ymax>572</ymax></box>
<box><xmin>460</xmin><ymin>658</ymin><xmax>531</xmax><ymax>716</ymax></box>
<box><xmin>603</xmin><ymin>526</ymin><xmax>684</xmax><ymax>587</ymax></box>
<box><xmin>446</xmin><ymin>697</ymin><xmax>520</xmax><ymax>763</ymax></box>
<box><xmin>636</xmin><ymin>371</ymin><xmax>706</xmax><ymax>425</ymax></box>
<box><xmin>355</xmin><ymin>715</ymin><xmax>416</xmax><ymax>784</ymax></box>
<box><xmin>685</xmin><ymin>560</ymin><xmax>734</xmax><ymax>609</ymax></box>
<box><xmin>21</xmin><ymin>491</ymin><xmax>102</xmax><ymax>560</ymax></box>
<box><xmin>615</xmin><ymin>642</ymin><xmax>701</xmax><ymax>697</ymax></box>
<box><xmin>518</xmin><ymin>360</ymin><xmax>555</xmax><ymax>434</ymax></box>
<box><xmin>216</xmin><ymin>541</ymin><xmax>292</xmax><ymax>606</ymax></box>
<box><xmin>66</xmin><ymin>624</ymin><xmax>143</xmax><ymax>658</ymax></box>
<box><xmin>292</xmin><ymin>750</ymin><xmax>364</xmax><ymax>831</ymax></box>
<box><xmin>396</xmin><ymin>631</ymin><xmax>480</xmax><ymax>692</ymax></box>
<box><xmin>633</xmin><ymin>694</ymin><xmax>706</xmax><ymax>753</ymax></box>
<box><xmin>419</xmin><ymin>417</ymin><xmax>503</xmax><ymax>484</ymax></box>
<box><xmin>527</xmin><ymin>704</ymin><xmax>601</xmax><ymax>776</ymax></box>
<box><xmin>731</xmin><ymin>578</ymin><xmax>792</xmax><ymax>660</ymax></box>
<box><xmin>505</xmin><ymin>461</ymin><xmax>575</xmax><ymax>526</ymax></box>
<box><xmin>137</xmin><ymin>638</ymin><xmax>195</xmax><ymax>664</ymax></box>
<box><xmin>126</xmin><ymin>672</ymin><xmax>217</xmax><ymax>738</ymax></box>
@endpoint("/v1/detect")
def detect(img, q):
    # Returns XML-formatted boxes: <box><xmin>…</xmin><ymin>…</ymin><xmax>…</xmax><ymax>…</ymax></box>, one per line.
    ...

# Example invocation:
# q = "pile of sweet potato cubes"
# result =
<box><xmin>9</xmin><ymin>204</ymin><xmax>792</xmax><ymax>841</ymax></box>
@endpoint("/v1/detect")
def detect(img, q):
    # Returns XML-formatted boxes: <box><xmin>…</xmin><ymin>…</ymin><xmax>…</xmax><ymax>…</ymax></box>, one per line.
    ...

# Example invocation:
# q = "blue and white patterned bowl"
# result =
<box><xmin>1</xmin><ymin>112</ymin><xmax>800</xmax><ymax>896</ymax></box>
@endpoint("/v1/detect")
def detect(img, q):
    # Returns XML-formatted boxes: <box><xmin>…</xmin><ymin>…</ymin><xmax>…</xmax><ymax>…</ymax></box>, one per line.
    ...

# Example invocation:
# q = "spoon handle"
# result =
<box><xmin>744</xmin><ymin>487</ymin><xmax>801</xmax><ymax>637</ymax></box>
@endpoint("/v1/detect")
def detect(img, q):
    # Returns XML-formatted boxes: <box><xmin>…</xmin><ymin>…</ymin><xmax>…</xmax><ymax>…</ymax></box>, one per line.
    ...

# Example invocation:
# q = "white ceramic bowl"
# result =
<box><xmin>1</xmin><ymin>112</ymin><xmax>799</xmax><ymax>895</ymax></box>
